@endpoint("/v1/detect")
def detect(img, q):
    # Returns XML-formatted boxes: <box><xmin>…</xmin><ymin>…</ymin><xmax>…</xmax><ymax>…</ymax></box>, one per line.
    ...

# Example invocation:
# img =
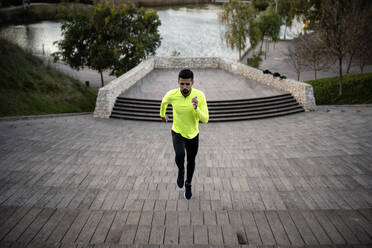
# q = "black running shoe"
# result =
<box><xmin>184</xmin><ymin>182</ymin><xmax>192</xmax><ymax>200</ymax></box>
<box><xmin>177</xmin><ymin>170</ymin><xmax>184</xmax><ymax>188</ymax></box>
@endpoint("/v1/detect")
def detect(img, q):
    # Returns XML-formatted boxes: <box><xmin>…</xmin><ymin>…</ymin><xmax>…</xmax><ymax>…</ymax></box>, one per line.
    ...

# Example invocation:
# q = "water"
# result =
<box><xmin>0</xmin><ymin>4</ymin><xmax>302</xmax><ymax>60</ymax></box>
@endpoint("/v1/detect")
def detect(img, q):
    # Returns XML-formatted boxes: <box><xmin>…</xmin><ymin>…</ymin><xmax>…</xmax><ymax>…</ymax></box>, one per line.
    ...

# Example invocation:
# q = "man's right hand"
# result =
<box><xmin>161</xmin><ymin>116</ymin><xmax>168</xmax><ymax>123</ymax></box>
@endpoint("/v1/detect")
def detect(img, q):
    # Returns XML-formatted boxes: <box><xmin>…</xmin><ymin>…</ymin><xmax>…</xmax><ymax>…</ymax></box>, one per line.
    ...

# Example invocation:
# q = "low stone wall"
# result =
<box><xmin>93</xmin><ymin>56</ymin><xmax>316</xmax><ymax>118</ymax></box>
<box><xmin>130</xmin><ymin>0</ymin><xmax>211</xmax><ymax>7</ymax></box>
<box><xmin>218</xmin><ymin>57</ymin><xmax>317</xmax><ymax>111</ymax></box>
<box><xmin>155</xmin><ymin>57</ymin><xmax>219</xmax><ymax>69</ymax></box>
<box><xmin>93</xmin><ymin>58</ymin><xmax>155</xmax><ymax>118</ymax></box>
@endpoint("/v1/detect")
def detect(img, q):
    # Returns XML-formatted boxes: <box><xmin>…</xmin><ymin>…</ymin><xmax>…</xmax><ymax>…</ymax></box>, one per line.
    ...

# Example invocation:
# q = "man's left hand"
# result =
<box><xmin>192</xmin><ymin>96</ymin><xmax>198</xmax><ymax>110</ymax></box>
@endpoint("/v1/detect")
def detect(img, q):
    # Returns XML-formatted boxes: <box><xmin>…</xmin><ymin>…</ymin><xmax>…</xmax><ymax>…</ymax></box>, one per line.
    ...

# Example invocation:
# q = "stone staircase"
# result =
<box><xmin>110</xmin><ymin>93</ymin><xmax>305</xmax><ymax>122</ymax></box>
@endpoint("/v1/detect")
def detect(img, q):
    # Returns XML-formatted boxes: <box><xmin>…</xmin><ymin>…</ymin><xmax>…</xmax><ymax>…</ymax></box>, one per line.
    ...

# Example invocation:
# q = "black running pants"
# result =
<box><xmin>171</xmin><ymin>130</ymin><xmax>199</xmax><ymax>184</ymax></box>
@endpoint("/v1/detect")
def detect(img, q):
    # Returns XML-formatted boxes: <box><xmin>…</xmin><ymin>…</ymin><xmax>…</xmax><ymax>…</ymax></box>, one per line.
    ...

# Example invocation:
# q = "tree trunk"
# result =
<box><xmin>339</xmin><ymin>58</ymin><xmax>343</xmax><ymax>96</ymax></box>
<box><xmin>238</xmin><ymin>36</ymin><xmax>241</xmax><ymax>61</ymax></box>
<box><xmin>259</xmin><ymin>39</ymin><xmax>264</xmax><ymax>54</ymax></box>
<box><xmin>100</xmin><ymin>71</ymin><xmax>104</xmax><ymax>87</ymax></box>
<box><xmin>314</xmin><ymin>69</ymin><xmax>317</xmax><ymax>80</ymax></box>
<box><xmin>284</xmin><ymin>24</ymin><xmax>287</xmax><ymax>41</ymax></box>
<box><xmin>360</xmin><ymin>60</ymin><xmax>365</xmax><ymax>73</ymax></box>
<box><xmin>346</xmin><ymin>52</ymin><xmax>354</xmax><ymax>74</ymax></box>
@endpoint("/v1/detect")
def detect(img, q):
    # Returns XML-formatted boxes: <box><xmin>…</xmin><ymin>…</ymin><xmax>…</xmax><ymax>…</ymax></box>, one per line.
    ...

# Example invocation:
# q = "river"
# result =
<box><xmin>0</xmin><ymin>4</ymin><xmax>302</xmax><ymax>61</ymax></box>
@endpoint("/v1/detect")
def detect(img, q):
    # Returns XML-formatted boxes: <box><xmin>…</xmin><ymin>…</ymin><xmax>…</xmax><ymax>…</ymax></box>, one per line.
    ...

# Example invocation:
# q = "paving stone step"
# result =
<box><xmin>111</xmin><ymin>107</ymin><xmax>305</xmax><ymax>122</ymax></box>
<box><xmin>117</xmin><ymin>93</ymin><xmax>292</xmax><ymax>104</ymax></box>
<box><xmin>116</xmin><ymin>94</ymin><xmax>295</xmax><ymax>107</ymax></box>
<box><xmin>113</xmin><ymin>102</ymin><xmax>299</xmax><ymax>114</ymax></box>
<box><xmin>112</xmin><ymin>105</ymin><xmax>302</xmax><ymax>118</ymax></box>
<box><xmin>114</xmin><ymin>98</ymin><xmax>297</xmax><ymax>111</ymax></box>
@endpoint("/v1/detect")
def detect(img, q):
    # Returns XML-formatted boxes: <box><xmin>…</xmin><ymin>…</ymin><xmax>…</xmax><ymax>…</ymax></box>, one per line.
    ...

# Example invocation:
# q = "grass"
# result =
<box><xmin>0</xmin><ymin>38</ymin><xmax>97</xmax><ymax>117</ymax></box>
<box><xmin>306</xmin><ymin>73</ymin><xmax>372</xmax><ymax>105</ymax></box>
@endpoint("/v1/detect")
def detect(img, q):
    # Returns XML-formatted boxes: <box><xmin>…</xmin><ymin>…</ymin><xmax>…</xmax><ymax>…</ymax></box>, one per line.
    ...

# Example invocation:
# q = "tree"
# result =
<box><xmin>298</xmin><ymin>33</ymin><xmax>330</xmax><ymax>80</ymax></box>
<box><xmin>291</xmin><ymin>0</ymin><xmax>372</xmax><ymax>94</ymax></box>
<box><xmin>276</xmin><ymin>0</ymin><xmax>295</xmax><ymax>40</ymax></box>
<box><xmin>218</xmin><ymin>0</ymin><xmax>255</xmax><ymax>61</ymax></box>
<box><xmin>251</xmin><ymin>0</ymin><xmax>270</xmax><ymax>11</ymax></box>
<box><xmin>284</xmin><ymin>38</ymin><xmax>306</xmax><ymax>81</ymax></box>
<box><xmin>315</xmin><ymin>0</ymin><xmax>361</xmax><ymax>96</ymax></box>
<box><xmin>257</xmin><ymin>6</ymin><xmax>281</xmax><ymax>53</ymax></box>
<box><xmin>53</xmin><ymin>0</ymin><xmax>161</xmax><ymax>87</ymax></box>
<box><xmin>345</xmin><ymin>1</ymin><xmax>372</xmax><ymax>74</ymax></box>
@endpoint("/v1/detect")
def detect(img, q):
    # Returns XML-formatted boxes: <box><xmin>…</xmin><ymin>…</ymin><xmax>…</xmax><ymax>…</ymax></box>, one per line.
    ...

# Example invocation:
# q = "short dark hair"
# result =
<box><xmin>178</xmin><ymin>69</ymin><xmax>193</xmax><ymax>80</ymax></box>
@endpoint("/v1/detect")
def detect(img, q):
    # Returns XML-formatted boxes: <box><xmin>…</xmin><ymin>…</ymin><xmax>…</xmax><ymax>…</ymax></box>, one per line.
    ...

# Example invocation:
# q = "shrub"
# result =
<box><xmin>247</xmin><ymin>54</ymin><xmax>262</xmax><ymax>68</ymax></box>
<box><xmin>306</xmin><ymin>73</ymin><xmax>372</xmax><ymax>104</ymax></box>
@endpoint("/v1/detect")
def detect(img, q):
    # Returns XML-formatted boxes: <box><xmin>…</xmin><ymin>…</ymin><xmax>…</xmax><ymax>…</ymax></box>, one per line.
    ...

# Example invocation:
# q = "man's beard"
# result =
<box><xmin>182</xmin><ymin>89</ymin><xmax>189</xmax><ymax>95</ymax></box>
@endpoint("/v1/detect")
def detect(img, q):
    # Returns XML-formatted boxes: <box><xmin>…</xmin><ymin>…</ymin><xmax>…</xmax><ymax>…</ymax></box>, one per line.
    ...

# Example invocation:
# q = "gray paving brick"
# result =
<box><xmin>165</xmin><ymin>211</ymin><xmax>178</xmax><ymax>226</ymax></box>
<box><xmin>216</xmin><ymin>210</ymin><xmax>229</xmax><ymax>226</ymax></box>
<box><xmin>134</xmin><ymin>225</ymin><xmax>151</xmax><ymax>244</ymax></box>
<box><xmin>75</xmin><ymin>210</ymin><xmax>103</xmax><ymax>244</ymax></box>
<box><xmin>191</xmin><ymin>211</ymin><xmax>203</xmax><ymax>226</ymax></box>
<box><xmin>149</xmin><ymin>225</ymin><xmax>165</xmax><ymax>244</ymax></box>
<box><xmin>126</xmin><ymin>211</ymin><xmax>141</xmax><ymax>225</ymax></box>
<box><xmin>119</xmin><ymin>225</ymin><xmax>137</xmax><ymax>244</ymax></box>
<box><xmin>105</xmin><ymin>211</ymin><xmax>129</xmax><ymax>243</ymax></box>
<box><xmin>164</xmin><ymin>226</ymin><xmax>178</xmax><ymax>245</ymax></box>
<box><xmin>265</xmin><ymin>211</ymin><xmax>290</xmax><ymax>245</ymax></box>
<box><xmin>314</xmin><ymin>211</ymin><xmax>345</xmax><ymax>244</ymax></box>
<box><xmin>152</xmin><ymin>211</ymin><xmax>166</xmax><ymax>226</ymax></box>
<box><xmin>179</xmin><ymin>225</ymin><xmax>193</xmax><ymax>245</ymax></box>
<box><xmin>203</xmin><ymin>211</ymin><xmax>217</xmax><ymax>226</ymax></box>
<box><xmin>1</xmin><ymin>100</ymin><xmax>372</xmax><ymax>248</ymax></box>
<box><xmin>253</xmin><ymin>211</ymin><xmax>275</xmax><ymax>245</ymax></box>
<box><xmin>193</xmin><ymin>225</ymin><xmax>208</xmax><ymax>245</ymax></box>
<box><xmin>178</xmin><ymin>211</ymin><xmax>190</xmax><ymax>226</ymax></box>
<box><xmin>91</xmin><ymin>210</ymin><xmax>116</xmax><ymax>244</ymax></box>
<box><xmin>207</xmin><ymin>225</ymin><xmax>223</xmax><ymax>245</ymax></box>
<box><xmin>62</xmin><ymin>210</ymin><xmax>91</xmax><ymax>244</ymax></box>
<box><xmin>3</xmin><ymin>207</ymin><xmax>42</xmax><ymax>242</ymax></box>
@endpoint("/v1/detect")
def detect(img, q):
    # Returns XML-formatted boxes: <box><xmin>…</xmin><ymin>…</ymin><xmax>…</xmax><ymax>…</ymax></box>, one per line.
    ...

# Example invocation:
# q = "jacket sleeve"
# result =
<box><xmin>195</xmin><ymin>92</ymin><xmax>209</xmax><ymax>123</ymax></box>
<box><xmin>160</xmin><ymin>91</ymin><xmax>171</xmax><ymax>118</ymax></box>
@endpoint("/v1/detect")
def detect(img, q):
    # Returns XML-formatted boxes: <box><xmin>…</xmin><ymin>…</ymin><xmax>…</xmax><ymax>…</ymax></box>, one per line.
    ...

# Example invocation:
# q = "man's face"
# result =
<box><xmin>178</xmin><ymin>78</ymin><xmax>193</xmax><ymax>96</ymax></box>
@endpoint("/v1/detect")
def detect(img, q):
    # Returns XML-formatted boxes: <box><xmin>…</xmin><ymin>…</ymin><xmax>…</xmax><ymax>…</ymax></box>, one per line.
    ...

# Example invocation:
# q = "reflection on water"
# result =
<box><xmin>1</xmin><ymin>21</ymin><xmax>61</xmax><ymax>55</ymax></box>
<box><xmin>0</xmin><ymin>4</ymin><xmax>301</xmax><ymax>60</ymax></box>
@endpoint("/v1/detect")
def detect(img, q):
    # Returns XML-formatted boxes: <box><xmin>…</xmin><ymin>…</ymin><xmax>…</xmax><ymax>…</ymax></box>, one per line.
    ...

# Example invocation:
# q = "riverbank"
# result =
<box><xmin>0</xmin><ymin>2</ymin><xmax>90</xmax><ymax>26</ymax></box>
<box><xmin>0</xmin><ymin>38</ymin><xmax>97</xmax><ymax>117</ymax></box>
<box><xmin>38</xmin><ymin>56</ymin><xmax>116</xmax><ymax>92</ymax></box>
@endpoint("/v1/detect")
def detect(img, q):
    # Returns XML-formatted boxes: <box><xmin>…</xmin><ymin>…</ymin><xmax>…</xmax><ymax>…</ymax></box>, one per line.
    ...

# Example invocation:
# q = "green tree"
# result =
<box><xmin>251</xmin><ymin>0</ymin><xmax>270</xmax><ymax>11</ymax></box>
<box><xmin>276</xmin><ymin>0</ymin><xmax>294</xmax><ymax>40</ymax></box>
<box><xmin>218</xmin><ymin>0</ymin><xmax>255</xmax><ymax>60</ymax></box>
<box><xmin>257</xmin><ymin>6</ymin><xmax>281</xmax><ymax>53</ymax></box>
<box><xmin>53</xmin><ymin>0</ymin><xmax>161</xmax><ymax>87</ymax></box>
<box><xmin>315</xmin><ymin>0</ymin><xmax>363</xmax><ymax>96</ymax></box>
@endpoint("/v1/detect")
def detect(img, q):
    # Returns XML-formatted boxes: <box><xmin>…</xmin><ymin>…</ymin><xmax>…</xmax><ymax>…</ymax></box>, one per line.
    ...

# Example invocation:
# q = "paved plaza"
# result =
<box><xmin>120</xmin><ymin>68</ymin><xmax>285</xmax><ymax>101</ymax></box>
<box><xmin>0</xmin><ymin>104</ymin><xmax>372</xmax><ymax>247</ymax></box>
<box><xmin>1</xmin><ymin>66</ymin><xmax>372</xmax><ymax>248</ymax></box>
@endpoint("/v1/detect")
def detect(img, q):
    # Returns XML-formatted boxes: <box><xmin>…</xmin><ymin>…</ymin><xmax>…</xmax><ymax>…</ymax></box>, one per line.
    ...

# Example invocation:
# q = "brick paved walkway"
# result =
<box><xmin>0</xmin><ymin>106</ymin><xmax>372</xmax><ymax>247</ymax></box>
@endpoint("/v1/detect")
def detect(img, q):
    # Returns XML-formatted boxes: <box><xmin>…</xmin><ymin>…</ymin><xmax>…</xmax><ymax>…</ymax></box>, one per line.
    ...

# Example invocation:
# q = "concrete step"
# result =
<box><xmin>111</xmin><ymin>106</ymin><xmax>304</xmax><ymax>122</ymax></box>
<box><xmin>113</xmin><ymin>102</ymin><xmax>299</xmax><ymax>115</ymax></box>
<box><xmin>111</xmin><ymin>94</ymin><xmax>305</xmax><ymax>122</ymax></box>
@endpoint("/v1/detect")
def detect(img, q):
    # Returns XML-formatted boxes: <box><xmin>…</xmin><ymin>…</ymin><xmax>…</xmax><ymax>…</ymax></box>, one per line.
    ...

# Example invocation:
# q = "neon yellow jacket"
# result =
<box><xmin>160</xmin><ymin>88</ymin><xmax>209</xmax><ymax>139</ymax></box>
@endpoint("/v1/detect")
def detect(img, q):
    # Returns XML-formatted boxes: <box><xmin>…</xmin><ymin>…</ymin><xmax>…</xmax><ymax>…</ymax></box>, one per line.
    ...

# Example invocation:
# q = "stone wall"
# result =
<box><xmin>129</xmin><ymin>0</ymin><xmax>211</xmax><ymax>6</ymax></box>
<box><xmin>93</xmin><ymin>58</ymin><xmax>155</xmax><ymax>118</ymax></box>
<box><xmin>155</xmin><ymin>57</ymin><xmax>219</xmax><ymax>69</ymax></box>
<box><xmin>93</xmin><ymin>56</ymin><xmax>316</xmax><ymax>118</ymax></box>
<box><xmin>218</xmin><ymin>57</ymin><xmax>317</xmax><ymax>111</ymax></box>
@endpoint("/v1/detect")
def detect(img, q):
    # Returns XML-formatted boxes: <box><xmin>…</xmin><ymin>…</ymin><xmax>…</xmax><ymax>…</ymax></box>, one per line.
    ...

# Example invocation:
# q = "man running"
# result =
<box><xmin>160</xmin><ymin>69</ymin><xmax>209</xmax><ymax>200</ymax></box>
